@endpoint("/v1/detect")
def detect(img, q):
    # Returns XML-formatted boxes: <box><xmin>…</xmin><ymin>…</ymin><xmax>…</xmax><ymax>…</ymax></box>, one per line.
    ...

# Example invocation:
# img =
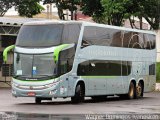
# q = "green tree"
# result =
<box><xmin>125</xmin><ymin>0</ymin><xmax>160</xmax><ymax>30</ymax></box>
<box><xmin>16</xmin><ymin>0</ymin><xmax>44</xmax><ymax>18</ymax></box>
<box><xmin>80</xmin><ymin>0</ymin><xmax>104</xmax><ymax>22</ymax></box>
<box><xmin>81</xmin><ymin>0</ymin><xmax>159</xmax><ymax>30</ymax></box>
<box><xmin>142</xmin><ymin>0</ymin><xmax>160</xmax><ymax>30</ymax></box>
<box><xmin>43</xmin><ymin>0</ymin><xmax>79</xmax><ymax>20</ymax></box>
<box><xmin>101</xmin><ymin>0</ymin><xmax>132</xmax><ymax>26</ymax></box>
<box><xmin>0</xmin><ymin>0</ymin><xmax>16</xmax><ymax>17</ymax></box>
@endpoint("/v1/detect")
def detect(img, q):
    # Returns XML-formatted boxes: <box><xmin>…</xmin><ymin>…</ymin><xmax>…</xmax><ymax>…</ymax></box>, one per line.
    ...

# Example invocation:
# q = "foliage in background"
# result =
<box><xmin>80</xmin><ymin>0</ymin><xmax>160</xmax><ymax>30</ymax></box>
<box><xmin>0</xmin><ymin>0</ymin><xmax>16</xmax><ymax>17</ymax></box>
<box><xmin>0</xmin><ymin>0</ymin><xmax>44</xmax><ymax>18</ymax></box>
<box><xmin>142</xmin><ymin>0</ymin><xmax>160</xmax><ymax>30</ymax></box>
<box><xmin>157</xmin><ymin>63</ymin><xmax>160</xmax><ymax>82</ymax></box>
<box><xmin>16</xmin><ymin>0</ymin><xmax>44</xmax><ymax>18</ymax></box>
<box><xmin>0</xmin><ymin>0</ymin><xmax>159</xmax><ymax>28</ymax></box>
<box><xmin>43</xmin><ymin>0</ymin><xmax>80</xmax><ymax>20</ymax></box>
<box><xmin>80</xmin><ymin>0</ymin><xmax>104</xmax><ymax>23</ymax></box>
<box><xmin>101</xmin><ymin>0</ymin><xmax>133</xmax><ymax>26</ymax></box>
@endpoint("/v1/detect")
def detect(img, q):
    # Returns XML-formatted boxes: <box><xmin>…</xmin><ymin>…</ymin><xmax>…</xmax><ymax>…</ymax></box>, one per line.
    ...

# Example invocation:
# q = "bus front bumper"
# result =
<box><xmin>12</xmin><ymin>81</ymin><xmax>60</xmax><ymax>98</ymax></box>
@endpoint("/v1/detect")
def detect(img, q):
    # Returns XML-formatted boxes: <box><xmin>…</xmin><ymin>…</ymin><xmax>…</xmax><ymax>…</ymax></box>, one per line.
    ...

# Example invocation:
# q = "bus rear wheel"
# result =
<box><xmin>71</xmin><ymin>84</ymin><xmax>84</xmax><ymax>104</ymax></box>
<box><xmin>127</xmin><ymin>82</ymin><xmax>136</xmax><ymax>99</ymax></box>
<box><xmin>136</xmin><ymin>82</ymin><xmax>143</xmax><ymax>98</ymax></box>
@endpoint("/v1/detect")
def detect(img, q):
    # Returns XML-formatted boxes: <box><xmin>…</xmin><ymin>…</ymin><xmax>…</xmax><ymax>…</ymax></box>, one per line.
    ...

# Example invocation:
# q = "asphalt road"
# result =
<box><xmin>0</xmin><ymin>88</ymin><xmax>160</xmax><ymax>119</ymax></box>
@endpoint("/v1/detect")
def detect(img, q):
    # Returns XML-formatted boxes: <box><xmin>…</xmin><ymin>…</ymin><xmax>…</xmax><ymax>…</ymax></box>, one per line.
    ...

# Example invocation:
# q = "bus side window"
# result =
<box><xmin>149</xmin><ymin>64</ymin><xmax>155</xmax><ymax>75</ymax></box>
<box><xmin>77</xmin><ymin>61</ymin><xmax>89</xmax><ymax>76</ymax></box>
<box><xmin>58</xmin><ymin>47</ymin><xmax>75</xmax><ymax>76</ymax></box>
<box><xmin>81</xmin><ymin>40</ymin><xmax>91</xmax><ymax>48</ymax></box>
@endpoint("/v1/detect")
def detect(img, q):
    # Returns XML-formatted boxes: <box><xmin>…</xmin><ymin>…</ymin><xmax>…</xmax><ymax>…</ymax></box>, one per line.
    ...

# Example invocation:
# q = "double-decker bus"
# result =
<box><xmin>3</xmin><ymin>21</ymin><xmax>156</xmax><ymax>104</ymax></box>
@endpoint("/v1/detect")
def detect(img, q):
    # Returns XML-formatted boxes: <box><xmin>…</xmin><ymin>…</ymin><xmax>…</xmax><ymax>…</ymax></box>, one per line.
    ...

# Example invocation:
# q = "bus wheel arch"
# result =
<box><xmin>128</xmin><ymin>80</ymin><xmax>136</xmax><ymax>99</ymax></box>
<box><xmin>71</xmin><ymin>80</ymin><xmax>85</xmax><ymax>104</ymax></box>
<box><xmin>136</xmin><ymin>80</ymin><xmax>144</xmax><ymax>98</ymax></box>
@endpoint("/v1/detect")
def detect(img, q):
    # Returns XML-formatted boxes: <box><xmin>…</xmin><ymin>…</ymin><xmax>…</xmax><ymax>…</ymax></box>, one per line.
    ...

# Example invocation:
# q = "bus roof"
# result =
<box><xmin>23</xmin><ymin>20</ymin><xmax>156</xmax><ymax>35</ymax></box>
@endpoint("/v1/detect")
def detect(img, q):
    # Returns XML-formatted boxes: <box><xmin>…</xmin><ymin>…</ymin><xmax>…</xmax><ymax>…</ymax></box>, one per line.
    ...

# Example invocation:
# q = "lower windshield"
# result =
<box><xmin>14</xmin><ymin>53</ymin><xmax>57</xmax><ymax>80</ymax></box>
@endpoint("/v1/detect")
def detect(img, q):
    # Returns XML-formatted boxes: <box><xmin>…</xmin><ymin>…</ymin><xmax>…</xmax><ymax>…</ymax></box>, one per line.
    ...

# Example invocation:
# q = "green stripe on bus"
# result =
<box><xmin>53</xmin><ymin>44</ymin><xmax>70</xmax><ymax>63</ymax></box>
<box><xmin>3</xmin><ymin>45</ymin><xmax>15</xmax><ymax>62</ymax></box>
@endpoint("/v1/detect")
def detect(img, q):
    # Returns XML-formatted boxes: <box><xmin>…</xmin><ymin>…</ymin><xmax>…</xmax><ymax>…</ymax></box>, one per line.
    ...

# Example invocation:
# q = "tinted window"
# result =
<box><xmin>81</xmin><ymin>26</ymin><xmax>156</xmax><ymax>50</ymax></box>
<box><xmin>144</xmin><ymin>34</ymin><xmax>156</xmax><ymax>49</ymax></box>
<box><xmin>149</xmin><ymin>64</ymin><xmax>155</xmax><ymax>75</ymax></box>
<box><xmin>82</xmin><ymin>26</ymin><xmax>121</xmax><ymax>47</ymax></box>
<box><xmin>122</xmin><ymin>32</ymin><xmax>156</xmax><ymax>49</ymax></box>
<box><xmin>16</xmin><ymin>24</ymin><xmax>63</xmax><ymax>47</ymax></box>
<box><xmin>122</xmin><ymin>61</ymin><xmax>131</xmax><ymax>76</ymax></box>
<box><xmin>16</xmin><ymin>24</ymin><xmax>81</xmax><ymax>47</ymax></box>
<box><xmin>62</xmin><ymin>24</ymin><xmax>81</xmax><ymax>44</ymax></box>
<box><xmin>77</xmin><ymin>60</ymin><xmax>131</xmax><ymax>76</ymax></box>
<box><xmin>58</xmin><ymin>47</ymin><xmax>75</xmax><ymax>75</ymax></box>
<box><xmin>123</xmin><ymin>32</ymin><xmax>140</xmax><ymax>49</ymax></box>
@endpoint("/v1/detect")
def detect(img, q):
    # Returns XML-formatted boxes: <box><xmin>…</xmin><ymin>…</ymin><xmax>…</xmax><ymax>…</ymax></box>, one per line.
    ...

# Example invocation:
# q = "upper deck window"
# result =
<box><xmin>81</xmin><ymin>26</ymin><xmax>155</xmax><ymax>50</ymax></box>
<box><xmin>16</xmin><ymin>23</ymin><xmax>81</xmax><ymax>47</ymax></box>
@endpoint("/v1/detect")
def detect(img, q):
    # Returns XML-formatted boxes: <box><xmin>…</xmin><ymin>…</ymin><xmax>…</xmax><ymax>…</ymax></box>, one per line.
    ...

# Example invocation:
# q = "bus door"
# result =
<box><xmin>87</xmin><ymin>61</ymin><xmax>107</xmax><ymax>95</ymax></box>
<box><xmin>58</xmin><ymin>51</ymin><xmax>70</xmax><ymax>97</ymax></box>
<box><xmin>58</xmin><ymin>45</ymin><xmax>76</xmax><ymax>96</ymax></box>
<box><xmin>106</xmin><ymin>61</ymin><xmax>123</xmax><ymax>95</ymax></box>
<box><xmin>77</xmin><ymin>60</ymin><xmax>107</xmax><ymax>96</ymax></box>
<box><xmin>58</xmin><ymin>59</ymin><xmax>69</xmax><ymax>97</ymax></box>
<box><xmin>121</xmin><ymin>61</ymin><xmax>132</xmax><ymax>94</ymax></box>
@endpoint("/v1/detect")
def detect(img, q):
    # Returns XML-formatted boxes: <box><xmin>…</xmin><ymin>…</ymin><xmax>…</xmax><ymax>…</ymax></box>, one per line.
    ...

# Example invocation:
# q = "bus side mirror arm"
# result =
<box><xmin>3</xmin><ymin>45</ymin><xmax>15</xmax><ymax>62</ymax></box>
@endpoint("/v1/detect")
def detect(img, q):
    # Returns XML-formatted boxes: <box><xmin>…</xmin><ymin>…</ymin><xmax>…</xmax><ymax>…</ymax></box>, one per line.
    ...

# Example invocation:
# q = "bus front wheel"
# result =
<box><xmin>71</xmin><ymin>84</ymin><xmax>84</xmax><ymax>104</ymax></box>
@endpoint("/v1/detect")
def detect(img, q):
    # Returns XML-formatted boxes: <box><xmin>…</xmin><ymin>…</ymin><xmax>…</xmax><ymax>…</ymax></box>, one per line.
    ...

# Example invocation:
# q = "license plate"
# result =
<box><xmin>27</xmin><ymin>92</ymin><xmax>36</xmax><ymax>96</ymax></box>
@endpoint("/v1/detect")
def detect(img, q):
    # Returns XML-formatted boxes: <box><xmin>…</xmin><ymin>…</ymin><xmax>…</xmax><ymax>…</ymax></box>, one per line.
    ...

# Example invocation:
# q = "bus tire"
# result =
<box><xmin>127</xmin><ymin>82</ymin><xmax>136</xmax><ymax>99</ymax></box>
<box><xmin>71</xmin><ymin>84</ymin><xmax>84</xmax><ymax>104</ymax></box>
<box><xmin>136</xmin><ymin>81</ymin><xmax>143</xmax><ymax>98</ymax></box>
<box><xmin>35</xmin><ymin>97</ymin><xmax>41</xmax><ymax>104</ymax></box>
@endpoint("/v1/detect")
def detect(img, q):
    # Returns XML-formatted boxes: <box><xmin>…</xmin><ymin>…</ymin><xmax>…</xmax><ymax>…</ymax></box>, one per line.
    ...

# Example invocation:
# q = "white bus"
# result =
<box><xmin>3</xmin><ymin>21</ymin><xmax>156</xmax><ymax>103</ymax></box>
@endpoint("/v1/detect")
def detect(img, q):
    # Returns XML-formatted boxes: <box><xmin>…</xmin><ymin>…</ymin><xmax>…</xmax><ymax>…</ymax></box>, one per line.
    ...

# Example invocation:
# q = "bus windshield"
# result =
<box><xmin>16</xmin><ymin>23</ymin><xmax>81</xmax><ymax>47</ymax></box>
<box><xmin>16</xmin><ymin>24</ymin><xmax>63</xmax><ymax>47</ymax></box>
<box><xmin>14</xmin><ymin>53</ymin><xmax>57</xmax><ymax>80</ymax></box>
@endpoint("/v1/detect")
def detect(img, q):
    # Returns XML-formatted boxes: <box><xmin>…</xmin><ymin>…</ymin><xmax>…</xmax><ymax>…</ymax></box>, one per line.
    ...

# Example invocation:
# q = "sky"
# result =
<box><xmin>5</xmin><ymin>2</ymin><xmax>58</xmax><ymax>16</ymax></box>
